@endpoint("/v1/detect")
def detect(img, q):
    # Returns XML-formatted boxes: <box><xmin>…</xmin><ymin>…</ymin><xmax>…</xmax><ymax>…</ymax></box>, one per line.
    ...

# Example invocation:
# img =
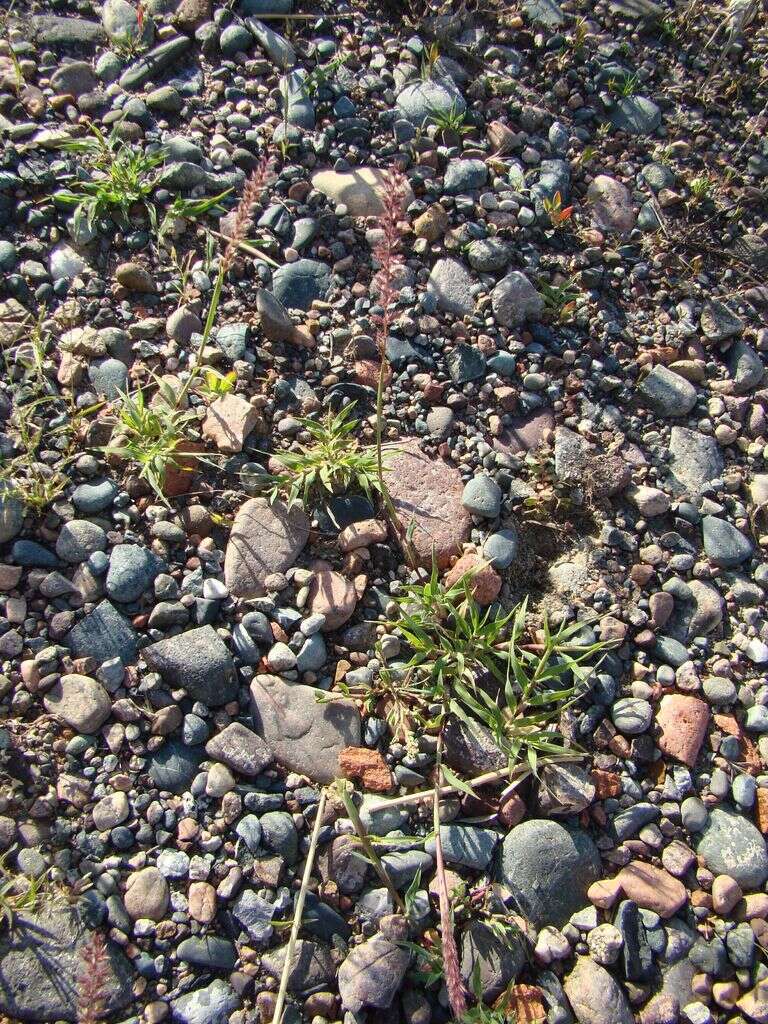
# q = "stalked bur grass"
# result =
<box><xmin>334</xmin><ymin>779</ymin><xmax>405</xmax><ymax>912</ymax></box>
<box><xmin>370</xmin><ymin>165</ymin><xmax>418</xmax><ymax>566</ymax></box>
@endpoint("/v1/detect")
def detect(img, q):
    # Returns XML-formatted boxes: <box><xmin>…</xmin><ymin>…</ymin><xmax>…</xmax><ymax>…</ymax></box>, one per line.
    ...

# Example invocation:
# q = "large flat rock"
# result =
<box><xmin>0</xmin><ymin>907</ymin><xmax>132</xmax><ymax>1022</ymax></box>
<box><xmin>385</xmin><ymin>439</ymin><xmax>471</xmax><ymax>568</ymax></box>
<box><xmin>224</xmin><ymin>497</ymin><xmax>309</xmax><ymax>598</ymax></box>
<box><xmin>143</xmin><ymin>625</ymin><xmax>237</xmax><ymax>706</ymax></box>
<box><xmin>250</xmin><ymin>674</ymin><xmax>360</xmax><ymax>784</ymax></box>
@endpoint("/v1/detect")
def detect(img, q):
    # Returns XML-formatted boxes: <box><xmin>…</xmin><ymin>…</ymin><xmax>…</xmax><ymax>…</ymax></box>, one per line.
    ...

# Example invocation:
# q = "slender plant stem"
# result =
<box><xmin>337</xmin><ymin>781</ymin><xmax>405</xmax><ymax>912</ymax></box>
<box><xmin>272</xmin><ymin>789</ymin><xmax>327</xmax><ymax>1024</ymax></box>
<box><xmin>366</xmin><ymin>751</ymin><xmax>583</xmax><ymax>812</ymax></box>
<box><xmin>174</xmin><ymin>264</ymin><xmax>224</xmax><ymax>410</ymax></box>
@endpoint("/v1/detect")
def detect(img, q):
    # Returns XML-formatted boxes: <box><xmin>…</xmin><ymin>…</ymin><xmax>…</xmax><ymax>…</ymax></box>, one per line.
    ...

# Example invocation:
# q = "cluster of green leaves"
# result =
<box><xmin>265</xmin><ymin>404</ymin><xmax>386</xmax><ymax>510</ymax></box>
<box><xmin>152</xmin><ymin>189</ymin><xmax>233</xmax><ymax>248</ymax></box>
<box><xmin>538</xmin><ymin>275</ymin><xmax>581</xmax><ymax>321</ymax></box>
<box><xmin>53</xmin><ymin>125</ymin><xmax>164</xmax><ymax>232</ymax></box>
<box><xmin>350</xmin><ymin>565</ymin><xmax>609</xmax><ymax>771</ymax></box>
<box><xmin>303</xmin><ymin>52</ymin><xmax>349</xmax><ymax>98</ymax></box>
<box><xmin>427</xmin><ymin>101</ymin><xmax>472</xmax><ymax>136</ymax></box>
<box><xmin>0</xmin><ymin>852</ymin><xmax>48</xmax><ymax>929</ymax></box>
<box><xmin>607</xmin><ymin>71</ymin><xmax>640</xmax><ymax>97</ymax></box>
<box><xmin>106</xmin><ymin>377</ymin><xmax>196</xmax><ymax>504</ymax></box>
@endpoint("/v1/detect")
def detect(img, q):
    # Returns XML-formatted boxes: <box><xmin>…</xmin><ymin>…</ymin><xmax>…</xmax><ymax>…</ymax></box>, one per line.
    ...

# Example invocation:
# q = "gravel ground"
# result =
<box><xmin>1</xmin><ymin>0</ymin><xmax>768</xmax><ymax>1022</ymax></box>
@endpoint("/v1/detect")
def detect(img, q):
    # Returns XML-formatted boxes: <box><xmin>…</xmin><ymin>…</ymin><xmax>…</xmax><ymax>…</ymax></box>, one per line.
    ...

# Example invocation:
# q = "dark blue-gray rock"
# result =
<box><xmin>427</xmin><ymin>258</ymin><xmax>474</xmax><ymax>316</ymax></box>
<box><xmin>380</xmin><ymin>850</ymin><xmax>434</xmax><ymax>889</ymax></box>
<box><xmin>615</xmin><ymin>900</ymin><xmax>654</xmax><ymax>981</ymax></box>
<box><xmin>462</xmin><ymin>475</ymin><xmax>502</xmax><ymax>518</ymax></box>
<box><xmin>12</xmin><ymin>540</ymin><xmax>58</xmax><ymax>567</ymax></box>
<box><xmin>119</xmin><ymin>36</ymin><xmax>191</xmax><ymax>89</ymax></box>
<box><xmin>466</xmin><ymin>238</ymin><xmax>511</xmax><ymax>273</ymax></box>
<box><xmin>302</xmin><ymin>892</ymin><xmax>351</xmax><ymax>942</ymax></box>
<box><xmin>143</xmin><ymin>625</ymin><xmax>236</xmax><ymax>706</ymax></box>
<box><xmin>256</xmin><ymin>289</ymin><xmax>294</xmax><ymax>342</ymax></box>
<box><xmin>262</xmin><ymin>940</ymin><xmax>335</xmax><ymax>993</ymax></box>
<box><xmin>56</xmin><ymin>520</ymin><xmax>107</xmax><ymax>563</ymax></box>
<box><xmin>67</xmin><ymin>600</ymin><xmax>138</xmax><ymax>664</ymax></box>
<box><xmin>71</xmin><ymin>479</ymin><xmax>118</xmax><ymax>514</ymax></box>
<box><xmin>0</xmin><ymin>483</ymin><xmax>24</xmax><ymax>544</ymax></box>
<box><xmin>668</xmin><ymin>427</ymin><xmax>723</xmax><ymax>495</ymax></box>
<box><xmin>170</xmin><ymin>979</ymin><xmax>239</xmax><ymax>1024</ymax></box>
<box><xmin>460</xmin><ymin>920</ymin><xmax>525</xmax><ymax>1002</ymax></box>
<box><xmin>271</xmin><ymin>259</ymin><xmax>330</xmax><ymax>311</ymax></box>
<box><xmin>240</xmin><ymin>0</ymin><xmax>293</xmax><ymax>12</ymax></box>
<box><xmin>157</xmin><ymin>162</ymin><xmax>207</xmax><ymax>190</ymax></box>
<box><xmin>610</xmin><ymin>96</ymin><xmax>662</xmax><ymax>135</ymax></box>
<box><xmin>219</xmin><ymin>22</ymin><xmax>252</xmax><ymax>56</ymax></box>
<box><xmin>446</xmin><ymin>343</ymin><xmax>486</xmax><ymax>384</ymax></box>
<box><xmin>395</xmin><ymin>78</ymin><xmax>466</xmax><ymax>126</ymax></box>
<box><xmin>638</xmin><ymin>364</ymin><xmax>696</xmax><ymax>417</ymax></box>
<box><xmin>689</xmin><ymin>936</ymin><xmax>727</xmax><ymax>975</ymax></box>
<box><xmin>523</xmin><ymin>0</ymin><xmax>565</xmax><ymax>25</ymax></box>
<box><xmin>641</xmin><ymin>162</ymin><xmax>675</xmax><ymax>191</ymax></box>
<box><xmin>613</xmin><ymin>803</ymin><xmax>660</xmax><ymax>841</ymax></box>
<box><xmin>483</xmin><ymin>528</ymin><xmax>519</xmax><ymax>570</ymax></box>
<box><xmin>653</xmin><ymin>635</ymin><xmax>690</xmax><ymax>668</ymax></box>
<box><xmin>251</xmin><ymin>674</ymin><xmax>360</xmax><ymax>784</ymax></box>
<box><xmin>0</xmin><ymin>906</ymin><xmax>132</xmax><ymax>1022</ymax></box>
<box><xmin>149</xmin><ymin>740</ymin><xmax>203</xmax><ymax>793</ymax></box>
<box><xmin>726</xmin><ymin>922</ymin><xmax>755</xmax><ymax>968</ymax></box>
<box><xmin>278</xmin><ymin>70</ymin><xmax>314</xmax><ymax>128</ymax></box>
<box><xmin>246</xmin><ymin>18</ymin><xmax>295</xmax><ymax>67</ymax></box>
<box><xmin>426</xmin><ymin>825</ymin><xmax>498</xmax><ymax>870</ymax></box>
<box><xmin>702</xmin><ymin>516</ymin><xmax>753</xmax><ymax>568</ymax></box>
<box><xmin>444</xmin><ymin>158</ymin><xmax>487</xmax><ymax>194</ymax></box>
<box><xmin>106</xmin><ymin>543</ymin><xmax>163</xmax><ymax>603</ymax></box>
<box><xmin>696</xmin><ymin>807</ymin><xmax>768</xmax><ymax>888</ymax></box>
<box><xmin>444</xmin><ymin>714</ymin><xmax>505</xmax><ymax>775</ymax></box>
<box><xmin>728</xmin><ymin>340</ymin><xmax>764</xmax><ymax>394</ymax></box>
<box><xmin>496</xmin><ymin>819</ymin><xmax>602</xmax><ymax>927</ymax></box>
<box><xmin>338</xmin><ymin>934</ymin><xmax>409</xmax><ymax>1012</ymax></box>
<box><xmin>216</xmin><ymin>322</ymin><xmax>250</xmax><ymax>360</ymax></box>
<box><xmin>177</xmin><ymin>936</ymin><xmax>236</xmax><ymax>969</ymax></box>
<box><xmin>260</xmin><ymin>810</ymin><xmax>298</xmax><ymax>863</ymax></box>
<box><xmin>232</xmin><ymin>890</ymin><xmax>274</xmax><ymax>943</ymax></box>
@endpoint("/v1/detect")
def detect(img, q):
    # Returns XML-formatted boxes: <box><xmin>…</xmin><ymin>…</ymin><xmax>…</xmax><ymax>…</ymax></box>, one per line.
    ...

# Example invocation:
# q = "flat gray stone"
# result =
<box><xmin>250</xmin><ymin>674</ymin><xmax>360</xmax><ymax>784</ymax></box>
<box><xmin>564</xmin><ymin>957</ymin><xmax>633</xmax><ymax>1024</ymax></box>
<box><xmin>205</xmin><ymin>722</ymin><xmax>272</xmax><ymax>776</ymax></box>
<box><xmin>66</xmin><ymin>600</ymin><xmax>138</xmax><ymax>665</ymax></box>
<box><xmin>638</xmin><ymin>364</ymin><xmax>696</xmax><ymax>416</ymax></box>
<box><xmin>0</xmin><ymin>907</ymin><xmax>132</xmax><ymax>1022</ymax></box>
<box><xmin>170</xmin><ymin>979</ymin><xmax>239</xmax><ymax>1024</ymax></box>
<box><xmin>395</xmin><ymin>78</ymin><xmax>466</xmax><ymax>126</ymax></box>
<box><xmin>143</xmin><ymin>625</ymin><xmax>237</xmax><ymax>706</ymax></box>
<box><xmin>696</xmin><ymin>808</ymin><xmax>768</xmax><ymax>889</ymax></box>
<box><xmin>460</xmin><ymin>920</ymin><xmax>525</xmax><ymax>1002</ymax></box>
<box><xmin>271</xmin><ymin>258</ymin><xmax>329</xmax><ymax>311</ymax></box>
<box><xmin>668</xmin><ymin>426</ymin><xmax>723</xmax><ymax>495</ymax></box>
<box><xmin>338</xmin><ymin>934</ymin><xmax>410</xmax><ymax>1012</ymax></box>
<box><xmin>427</xmin><ymin>258</ymin><xmax>475</xmax><ymax>316</ymax></box>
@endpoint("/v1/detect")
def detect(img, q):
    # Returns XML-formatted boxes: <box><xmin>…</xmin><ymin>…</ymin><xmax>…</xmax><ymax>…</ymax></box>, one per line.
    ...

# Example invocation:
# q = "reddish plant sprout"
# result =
<box><xmin>76</xmin><ymin>931</ymin><xmax>112</xmax><ymax>1024</ymax></box>
<box><xmin>221</xmin><ymin>155</ymin><xmax>274</xmax><ymax>272</ymax></box>
<box><xmin>136</xmin><ymin>1</ymin><xmax>145</xmax><ymax>35</ymax></box>
<box><xmin>371</xmin><ymin>165</ymin><xmax>410</xmax><ymax>353</ymax></box>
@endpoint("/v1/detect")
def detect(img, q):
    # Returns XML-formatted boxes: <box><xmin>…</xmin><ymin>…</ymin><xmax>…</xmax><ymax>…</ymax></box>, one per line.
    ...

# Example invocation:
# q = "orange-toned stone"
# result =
<box><xmin>494</xmin><ymin>985</ymin><xmax>546</xmax><ymax>1023</ymax></box>
<box><xmin>591</xmin><ymin>769</ymin><xmax>621</xmax><ymax>799</ymax></box>
<box><xmin>755</xmin><ymin>788</ymin><xmax>768</xmax><ymax>835</ymax></box>
<box><xmin>616</xmin><ymin>861</ymin><xmax>687</xmax><ymax>918</ymax></box>
<box><xmin>354</xmin><ymin>359</ymin><xmax>391</xmax><ymax>390</ymax></box>
<box><xmin>444</xmin><ymin>552</ymin><xmax>501</xmax><ymax>606</ymax></box>
<box><xmin>338</xmin><ymin>746</ymin><xmax>394</xmax><ymax>793</ymax></box>
<box><xmin>587</xmin><ymin>877</ymin><xmax>623</xmax><ymax>909</ymax></box>
<box><xmin>656</xmin><ymin>694</ymin><xmax>708</xmax><ymax>767</ymax></box>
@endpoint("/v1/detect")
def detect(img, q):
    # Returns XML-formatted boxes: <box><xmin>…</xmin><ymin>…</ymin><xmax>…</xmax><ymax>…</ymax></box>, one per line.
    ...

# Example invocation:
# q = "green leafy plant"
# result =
<box><xmin>542</xmin><ymin>190</ymin><xmax>574</xmax><ymax>229</ymax></box>
<box><xmin>428</xmin><ymin>101</ymin><xmax>472</xmax><ymax>137</ymax></box>
<box><xmin>106</xmin><ymin>379</ymin><xmax>196</xmax><ymax>503</ymax></box>
<box><xmin>154</xmin><ymin>188</ymin><xmax>233</xmax><ymax>248</ymax></box>
<box><xmin>53</xmin><ymin>126</ymin><xmax>163</xmax><ymax>231</ymax></box>
<box><xmin>561</xmin><ymin>15</ymin><xmax>589</xmax><ymax>60</ymax></box>
<box><xmin>303</xmin><ymin>52</ymin><xmax>349</xmax><ymax>98</ymax></box>
<box><xmin>197</xmin><ymin>368</ymin><xmax>237</xmax><ymax>399</ymax></box>
<box><xmin>265</xmin><ymin>404</ymin><xmax>386</xmax><ymax>509</ymax></box>
<box><xmin>689</xmin><ymin>174</ymin><xmax>716</xmax><ymax>204</ymax></box>
<box><xmin>421</xmin><ymin>41</ymin><xmax>440</xmax><ymax>80</ymax></box>
<box><xmin>109</xmin><ymin>0</ymin><xmax>149</xmax><ymax>59</ymax></box>
<box><xmin>0</xmin><ymin>852</ymin><xmax>48</xmax><ymax>929</ymax></box>
<box><xmin>538</xmin><ymin>276</ymin><xmax>580</xmax><ymax>321</ymax></box>
<box><xmin>607</xmin><ymin>71</ymin><xmax>640</xmax><ymax>97</ymax></box>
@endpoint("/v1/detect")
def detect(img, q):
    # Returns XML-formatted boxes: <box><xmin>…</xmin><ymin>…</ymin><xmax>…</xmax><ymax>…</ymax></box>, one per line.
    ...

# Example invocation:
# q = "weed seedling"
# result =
<box><xmin>542</xmin><ymin>190</ymin><xmax>574</xmax><ymax>229</ymax></box>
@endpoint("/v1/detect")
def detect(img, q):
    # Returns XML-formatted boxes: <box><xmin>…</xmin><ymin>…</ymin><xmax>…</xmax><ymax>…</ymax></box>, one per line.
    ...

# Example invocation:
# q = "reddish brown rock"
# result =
<box><xmin>495</xmin><ymin>985</ymin><xmax>546</xmax><ymax>1023</ymax></box>
<box><xmin>338</xmin><ymin>746</ymin><xmax>394</xmax><ymax>793</ymax></box>
<box><xmin>615</xmin><ymin>862</ymin><xmax>687</xmax><ymax>918</ymax></box>
<box><xmin>444</xmin><ymin>552</ymin><xmax>501</xmax><ymax>606</ymax></box>
<box><xmin>591</xmin><ymin>769</ymin><xmax>621</xmax><ymax>799</ymax></box>
<box><xmin>493</xmin><ymin>408</ymin><xmax>555</xmax><ymax>456</ymax></box>
<box><xmin>188</xmin><ymin>881</ymin><xmax>216</xmax><ymax>923</ymax></box>
<box><xmin>338</xmin><ymin>519</ymin><xmax>388</xmax><ymax>552</ymax></box>
<box><xmin>386</xmin><ymin>440</ymin><xmax>471</xmax><ymax>568</ymax></box>
<box><xmin>755</xmin><ymin>788</ymin><xmax>768</xmax><ymax>835</ymax></box>
<box><xmin>656</xmin><ymin>694</ymin><xmax>708</xmax><ymax>767</ymax></box>
<box><xmin>587</xmin><ymin>175</ymin><xmax>636</xmax><ymax>233</ymax></box>
<box><xmin>308</xmin><ymin>569</ymin><xmax>359</xmax><ymax>630</ymax></box>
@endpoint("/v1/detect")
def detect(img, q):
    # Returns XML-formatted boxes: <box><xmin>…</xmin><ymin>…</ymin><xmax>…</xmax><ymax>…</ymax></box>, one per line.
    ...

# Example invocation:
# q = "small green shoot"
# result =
<box><xmin>608</xmin><ymin>71</ymin><xmax>640</xmax><ymax>97</ymax></box>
